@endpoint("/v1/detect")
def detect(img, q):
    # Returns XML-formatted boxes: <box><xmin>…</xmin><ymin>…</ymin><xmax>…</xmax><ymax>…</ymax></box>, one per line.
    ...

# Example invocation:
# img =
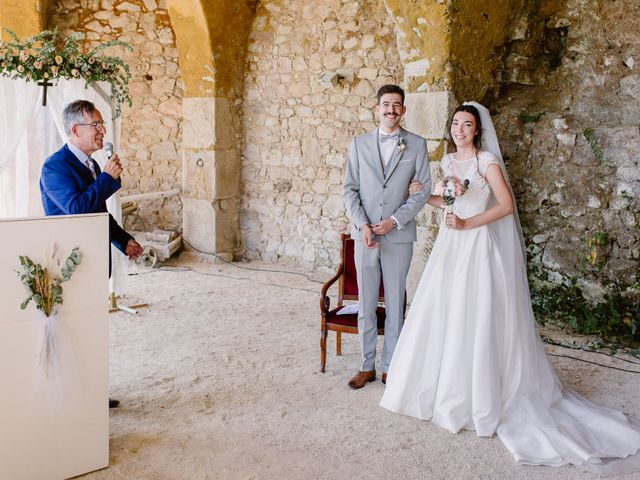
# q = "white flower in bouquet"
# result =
<box><xmin>434</xmin><ymin>176</ymin><xmax>470</xmax><ymax>213</ymax></box>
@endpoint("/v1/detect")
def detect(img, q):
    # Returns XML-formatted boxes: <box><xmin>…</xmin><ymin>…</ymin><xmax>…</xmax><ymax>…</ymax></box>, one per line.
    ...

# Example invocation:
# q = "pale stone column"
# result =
<box><xmin>182</xmin><ymin>96</ymin><xmax>239</xmax><ymax>259</ymax></box>
<box><xmin>404</xmin><ymin>91</ymin><xmax>458</xmax><ymax>160</ymax></box>
<box><xmin>403</xmin><ymin>91</ymin><xmax>458</xmax><ymax>301</ymax></box>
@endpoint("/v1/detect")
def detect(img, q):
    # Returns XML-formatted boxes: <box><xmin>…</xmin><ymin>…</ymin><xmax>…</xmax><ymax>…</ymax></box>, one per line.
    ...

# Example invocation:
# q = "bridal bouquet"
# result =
<box><xmin>17</xmin><ymin>244</ymin><xmax>82</xmax><ymax>377</ymax></box>
<box><xmin>434</xmin><ymin>176</ymin><xmax>470</xmax><ymax>213</ymax></box>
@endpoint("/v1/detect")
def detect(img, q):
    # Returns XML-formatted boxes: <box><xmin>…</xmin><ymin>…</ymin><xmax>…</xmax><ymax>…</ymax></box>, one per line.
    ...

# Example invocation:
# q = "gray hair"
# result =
<box><xmin>63</xmin><ymin>100</ymin><xmax>96</xmax><ymax>135</ymax></box>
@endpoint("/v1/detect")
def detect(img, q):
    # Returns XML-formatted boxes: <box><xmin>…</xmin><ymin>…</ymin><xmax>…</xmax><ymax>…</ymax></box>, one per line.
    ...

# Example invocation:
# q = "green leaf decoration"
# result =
<box><xmin>0</xmin><ymin>28</ymin><xmax>132</xmax><ymax>118</ymax></box>
<box><xmin>16</xmin><ymin>247</ymin><xmax>82</xmax><ymax>317</ymax></box>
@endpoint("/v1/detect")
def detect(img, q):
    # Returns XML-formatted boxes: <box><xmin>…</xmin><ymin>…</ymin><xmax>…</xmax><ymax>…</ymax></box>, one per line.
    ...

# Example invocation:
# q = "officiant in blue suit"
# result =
<box><xmin>40</xmin><ymin>99</ymin><xmax>143</xmax><ymax>409</ymax></box>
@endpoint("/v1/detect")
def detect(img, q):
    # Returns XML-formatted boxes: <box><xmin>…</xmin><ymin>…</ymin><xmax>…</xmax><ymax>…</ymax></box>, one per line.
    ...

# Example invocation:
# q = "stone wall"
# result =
<box><xmin>37</xmin><ymin>0</ymin><xmax>639</xmax><ymax>296</ymax></box>
<box><xmin>240</xmin><ymin>0</ymin><xmax>403</xmax><ymax>268</ymax></box>
<box><xmin>48</xmin><ymin>0</ymin><xmax>183</xmax><ymax>232</ymax></box>
<box><xmin>492</xmin><ymin>0</ymin><xmax>640</xmax><ymax>297</ymax></box>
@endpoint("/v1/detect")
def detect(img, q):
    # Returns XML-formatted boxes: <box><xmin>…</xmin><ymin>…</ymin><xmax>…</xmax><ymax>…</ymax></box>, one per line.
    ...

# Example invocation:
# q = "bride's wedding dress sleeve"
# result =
<box><xmin>478</xmin><ymin>150</ymin><xmax>500</xmax><ymax>177</ymax></box>
<box><xmin>440</xmin><ymin>153</ymin><xmax>451</xmax><ymax>178</ymax></box>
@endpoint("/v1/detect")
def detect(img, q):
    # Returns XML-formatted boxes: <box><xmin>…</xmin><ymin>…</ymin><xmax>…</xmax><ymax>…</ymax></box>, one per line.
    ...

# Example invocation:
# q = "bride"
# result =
<box><xmin>380</xmin><ymin>102</ymin><xmax>640</xmax><ymax>474</ymax></box>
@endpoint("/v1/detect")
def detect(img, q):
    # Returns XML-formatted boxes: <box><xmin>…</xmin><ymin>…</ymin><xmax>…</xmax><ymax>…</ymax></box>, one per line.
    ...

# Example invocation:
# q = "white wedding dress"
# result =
<box><xmin>380</xmin><ymin>151</ymin><xmax>640</xmax><ymax>475</ymax></box>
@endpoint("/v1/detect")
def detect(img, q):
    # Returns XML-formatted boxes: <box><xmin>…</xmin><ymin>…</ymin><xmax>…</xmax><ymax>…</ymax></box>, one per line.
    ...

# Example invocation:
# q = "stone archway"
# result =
<box><xmin>383</xmin><ymin>0</ymin><xmax>524</xmax><ymax>159</ymax></box>
<box><xmin>167</xmin><ymin>0</ymin><xmax>257</xmax><ymax>259</ymax></box>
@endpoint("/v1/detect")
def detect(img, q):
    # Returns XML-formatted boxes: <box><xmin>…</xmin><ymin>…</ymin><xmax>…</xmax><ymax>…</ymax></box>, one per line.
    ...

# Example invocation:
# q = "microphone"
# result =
<box><xmin>104</xmin><ymin>142</ymin><xmax>120</xmax><ymax>185</ymax></box>
<box><xmin>104</xmin><ymin>142</ymin><xmax>114</xmax><ymax>159</ymax></box>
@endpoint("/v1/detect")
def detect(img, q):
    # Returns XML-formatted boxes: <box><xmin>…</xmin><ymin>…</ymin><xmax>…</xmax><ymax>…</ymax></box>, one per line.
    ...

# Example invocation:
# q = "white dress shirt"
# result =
<box><xmin>378</xmin><ymin>128</ymin><xmax>400</xmax><ymax>166</ymax></box>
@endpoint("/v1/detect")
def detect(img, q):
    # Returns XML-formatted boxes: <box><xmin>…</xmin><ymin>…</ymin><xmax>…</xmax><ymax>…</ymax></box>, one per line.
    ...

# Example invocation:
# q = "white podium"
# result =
<box><xmin>0</xmin><ymin>214</ymin><xmax>109</xmax><ymax>480</ymax></box>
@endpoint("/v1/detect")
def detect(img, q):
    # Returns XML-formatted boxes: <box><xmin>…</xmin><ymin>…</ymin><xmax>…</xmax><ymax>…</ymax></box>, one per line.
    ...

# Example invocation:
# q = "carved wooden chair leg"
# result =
<box><xmin>336</xmin><ymin>331</ymin><xmax>342</xmax><ymax>356</ymax></box>
<box><xmin>320</xmin><ymin>328</ymin><xmax>328</xmax><ymax>373</ymax></box>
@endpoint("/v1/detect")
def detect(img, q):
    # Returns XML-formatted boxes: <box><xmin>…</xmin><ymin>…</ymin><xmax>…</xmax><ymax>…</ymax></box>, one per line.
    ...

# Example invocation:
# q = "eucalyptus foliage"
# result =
<box><xmin>0</xmin><ymin>28</ymin><xmax>132</xmax><ymax>117</ymax></box>
<box><xmin>17</xmin><ymin>247</ymin><xmax>82</xmax><ymax>317</ymax></box>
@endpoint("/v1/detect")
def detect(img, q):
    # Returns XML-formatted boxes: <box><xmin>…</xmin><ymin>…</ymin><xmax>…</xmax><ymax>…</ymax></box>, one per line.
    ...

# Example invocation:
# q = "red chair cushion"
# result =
<box><xmin>343</xmin><ymin>238</ymin><xmax>385</xmax><ymax>298</ymax></box>
<box><xmin>325</xmin><ymin>305</ymin><xmax>386</xmax><ymax>329</ymax></box>
<box><xmin>343</xmin><ymin>239</ymin><xmax>359</xmax><ymax>297</ymax></box>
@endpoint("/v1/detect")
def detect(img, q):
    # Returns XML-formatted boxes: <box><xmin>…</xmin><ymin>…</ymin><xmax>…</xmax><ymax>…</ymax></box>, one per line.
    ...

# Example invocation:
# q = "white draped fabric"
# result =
<box><xmin>0</xmin><ymin>78</ymin><xmax>127</xmax><ymax>295</ymax></box>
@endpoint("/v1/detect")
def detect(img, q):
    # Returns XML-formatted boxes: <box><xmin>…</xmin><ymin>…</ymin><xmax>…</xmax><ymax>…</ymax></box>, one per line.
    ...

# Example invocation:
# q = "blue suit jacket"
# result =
<box><xmin>40</xmin><ymin>144</ymin><xmax>133</xmax><ymax>259</ymax></box>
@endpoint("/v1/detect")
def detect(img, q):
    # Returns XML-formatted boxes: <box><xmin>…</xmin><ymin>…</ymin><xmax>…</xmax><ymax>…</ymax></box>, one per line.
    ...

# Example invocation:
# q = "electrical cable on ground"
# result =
<box><xmin>128</xmin><ymin>253</ymin><xmax>640</xmax><ymax>374</ymax></box>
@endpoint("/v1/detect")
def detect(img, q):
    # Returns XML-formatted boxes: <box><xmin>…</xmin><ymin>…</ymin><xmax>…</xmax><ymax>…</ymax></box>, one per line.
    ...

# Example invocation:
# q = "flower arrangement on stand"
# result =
<box><xmin>16</xmin><ymin>244</ymin><xmax>82</xmax><ymax>377</ymax></box>
<box><xmin>0</xmin><ymin>28</ymin><xmax>132</xmax><ymax>117</ymax></box>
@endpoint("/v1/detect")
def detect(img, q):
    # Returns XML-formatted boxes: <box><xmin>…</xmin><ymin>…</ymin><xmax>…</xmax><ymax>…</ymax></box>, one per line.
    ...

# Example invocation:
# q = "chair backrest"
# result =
<box><xmin>339</xmin><ymin>233</ymin><xmax>384</xmax><ymax>303</ymax></box>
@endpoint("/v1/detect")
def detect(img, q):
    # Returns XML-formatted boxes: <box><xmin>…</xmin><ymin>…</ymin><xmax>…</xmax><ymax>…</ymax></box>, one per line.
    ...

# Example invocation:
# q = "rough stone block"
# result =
<box><xmin>116</xmin><ymin>2</ymin><xmax>141</xmax><ymax>12</ymax></box>
<box><xmin>215</xmin><ymin>149</ymin><xmax>241</xmax><ymax>199</ymax></box>
<box><xmin>183</xmin><ymin>97</ymin><xmax>235</xmax><ymax>150</ymax></box>
<box><xmin>404</xmin><ymin>91</ymin><xmax>457</xmax><ymax>140</ymax></box>
<box><xmin>182</xmin><ymin>149</ymin><xmax>215</xmax><ymax>200</ymax></box>
<box><xmin>183</xmin><ymin>97</ymin><xmax>215</xmax><ymax>149</ymax></box>
<box><xmin>620</xmin><ymin>75</ymin><xmax>640</xmax><ymax>101</ymax></box>
<box><xmin>142</xmin><ymin>0</ymin><xmax>157</xmax><ymax>10</ymax></box>
<box><xmin>404</xmin><ymin>58</ymin><xmax>429</xmax><ymax>79</ymax></box>
<box><xmin>182</xmin><ymin>198</ymin><xmax>216</xmax><ymax>254</ymax></box>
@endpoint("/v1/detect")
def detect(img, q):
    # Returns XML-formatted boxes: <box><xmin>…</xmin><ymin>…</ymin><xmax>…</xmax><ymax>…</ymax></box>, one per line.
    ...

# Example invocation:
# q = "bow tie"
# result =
<box><xmin>380</xmin><ymin>132</ymin><xmax>400</xmax><ymax>143</ymax></box>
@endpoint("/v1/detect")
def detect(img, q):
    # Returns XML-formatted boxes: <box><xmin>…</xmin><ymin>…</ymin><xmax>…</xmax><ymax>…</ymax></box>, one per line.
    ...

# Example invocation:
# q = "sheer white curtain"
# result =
<box><xmin>0</xmin><ymin>78</ymin><xmax>127</xmax><ymax>296</ymax></box>
<box><xmin>0</xmin><ymin>78</ymin><xmax>42</xmax><ymax>217</ymax></box>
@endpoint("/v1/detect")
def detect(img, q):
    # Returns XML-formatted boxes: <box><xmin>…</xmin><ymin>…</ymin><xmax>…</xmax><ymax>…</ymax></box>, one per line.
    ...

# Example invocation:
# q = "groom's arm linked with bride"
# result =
<box><xmin>342</xmin><ymin>84</ymin><xmax>431</xmax><ymax>390</ymax></box>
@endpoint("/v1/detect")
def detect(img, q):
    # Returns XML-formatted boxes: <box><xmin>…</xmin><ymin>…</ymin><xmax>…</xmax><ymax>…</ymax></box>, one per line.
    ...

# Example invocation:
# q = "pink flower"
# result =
<box><xmin>50</xmin><ymin>65</ymin><xmax>59</xmax><ymax>75</ymax></box>
<box><xmin>34</xmin><ymin>60</ymin><xmax>43</xmax><ymax>69</ymax></box>
<box><xmin>439</xmin><ymin>176</ymin><xmax>470</xmax><ymax>212</ymax></box>
<box><xmin>455</xmin><ymin>182</ymin><xmax>467</xmax><ymax>196</ymax></box>
<box><xmin>19</xmin><ymin>49</ymin><xmax>29</xmax><ymax>61</ymax></box>
<box><xmin>17</xmin><ymin>64</ymin><xmax>25</xmax><ymax>73</ymax></box>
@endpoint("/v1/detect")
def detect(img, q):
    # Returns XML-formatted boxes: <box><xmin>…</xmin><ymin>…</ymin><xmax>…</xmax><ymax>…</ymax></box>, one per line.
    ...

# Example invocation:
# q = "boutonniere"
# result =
<box><xmin>397</xmin><ymin>138</ymin><xmax>406</xmax><ymax>151</ymax></box>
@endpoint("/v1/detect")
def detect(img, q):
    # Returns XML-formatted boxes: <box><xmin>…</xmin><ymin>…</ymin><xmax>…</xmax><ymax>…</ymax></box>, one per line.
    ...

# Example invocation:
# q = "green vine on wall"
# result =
<box><xmin>583</xmin><ymin>231</ymin><xmax>609</xmax><ymax>268</ymax></box>
<box><xmin>529</xmin><ymin>268</ymin><xmax>640</xmax><ymax>341</ymax></box>
<box><xmin>582</xmin><ymin>128</ymin><xmax>603</xmax><ymax>163</ymax></box>
<box><xmin>530</xmin><ymin>279</ymin><xmax>640</xmax><ymax>339</ymax></box>
<box><xmin>0</xmin><ymin>28</ymin><xmax>132</xmax><ymax>117</ymax></box>
<box><xmin>518</xmin><ymin>112</ymin><xmax>545</xmax><ymax>124</ymax></box>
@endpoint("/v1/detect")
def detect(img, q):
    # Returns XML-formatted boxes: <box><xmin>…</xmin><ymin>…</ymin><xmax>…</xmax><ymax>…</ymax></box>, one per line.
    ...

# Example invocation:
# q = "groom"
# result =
<box><xmin>343</xmin><ymin>84</ymin><xmax>430</xmax><ymax>389</ymax></box>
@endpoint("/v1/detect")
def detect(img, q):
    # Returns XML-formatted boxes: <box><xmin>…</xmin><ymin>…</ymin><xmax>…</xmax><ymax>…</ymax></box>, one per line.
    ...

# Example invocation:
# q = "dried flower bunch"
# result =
<box><xmin>17</xmin><ymin>245</ymin><xmax>82</xmax><ymax>317</ymax></box>
<box><xmin>0</xmin><ymin>28</ymin><xmax>132</xmax><ymax>117</ymax></box>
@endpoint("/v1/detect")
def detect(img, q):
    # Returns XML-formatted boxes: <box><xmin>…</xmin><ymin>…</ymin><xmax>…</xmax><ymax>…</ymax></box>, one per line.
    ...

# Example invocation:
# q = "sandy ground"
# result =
<box><xmin>77</xmin><ymin>252</ymin><xmax>640</xmax><ymax>480</ymax></box>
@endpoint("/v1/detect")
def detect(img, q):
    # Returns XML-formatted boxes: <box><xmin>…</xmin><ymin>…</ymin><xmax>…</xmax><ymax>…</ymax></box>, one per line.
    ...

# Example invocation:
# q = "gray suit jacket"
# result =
<box><xmin>343</xmin><ymin>127</ymin><xmax>431</xmax><ymax>243</ymax></box>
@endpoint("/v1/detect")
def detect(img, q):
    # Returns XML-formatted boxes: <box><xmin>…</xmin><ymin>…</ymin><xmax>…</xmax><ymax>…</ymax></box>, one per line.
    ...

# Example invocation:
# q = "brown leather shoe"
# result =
<box><xmin>348</xmin><ymin>370</ymin><xmax>376</xmax><ymax>389</ymax></box>
<box><xmin>381</xmin><ymin>373</ymin><xmax>387</xmax><ymax>385</ymax></box>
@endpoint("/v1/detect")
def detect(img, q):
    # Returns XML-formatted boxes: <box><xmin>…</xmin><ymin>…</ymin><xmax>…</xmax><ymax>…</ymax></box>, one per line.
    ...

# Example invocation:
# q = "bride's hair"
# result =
<box><xmin>447</xmin><ymin>104</ymin><xmax>483</xmax><ymax>153</ymax></box>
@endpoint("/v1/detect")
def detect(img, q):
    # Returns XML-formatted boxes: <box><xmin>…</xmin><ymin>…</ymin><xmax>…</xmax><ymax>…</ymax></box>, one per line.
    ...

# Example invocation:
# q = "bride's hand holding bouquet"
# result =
<box><xmin>433</xmin><ymin>176</ymin><xmax>469</xmax><ymax>229</ymax></box>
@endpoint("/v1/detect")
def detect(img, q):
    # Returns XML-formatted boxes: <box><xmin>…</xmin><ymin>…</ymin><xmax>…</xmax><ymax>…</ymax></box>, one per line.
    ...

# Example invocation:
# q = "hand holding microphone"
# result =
<box><xmin>103</xmin><ymin>142</ymin><xmax>123</xmax><ymax>183</ymax></box>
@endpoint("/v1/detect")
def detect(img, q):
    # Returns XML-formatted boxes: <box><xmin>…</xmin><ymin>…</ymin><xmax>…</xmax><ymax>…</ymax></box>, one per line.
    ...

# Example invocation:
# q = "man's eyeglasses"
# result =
<box><xmin>76</xmin><ymin>122</ymin><xmax>107</xmax><ymax>132</ymax></box>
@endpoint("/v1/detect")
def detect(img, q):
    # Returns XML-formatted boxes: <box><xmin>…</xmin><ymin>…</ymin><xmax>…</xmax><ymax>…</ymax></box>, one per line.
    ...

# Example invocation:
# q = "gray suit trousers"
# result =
<box><xmin>354</xmin><ymin>236</ymin><xmax>413</xmax><ymax>373</ymax></box>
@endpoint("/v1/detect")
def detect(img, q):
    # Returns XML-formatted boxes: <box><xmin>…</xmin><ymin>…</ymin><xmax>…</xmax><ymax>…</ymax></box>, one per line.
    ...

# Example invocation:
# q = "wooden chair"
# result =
<box><xmin>319</xmin><ymin>233</ymin><xmax>405</xmax><ymax>373</ymax></box>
